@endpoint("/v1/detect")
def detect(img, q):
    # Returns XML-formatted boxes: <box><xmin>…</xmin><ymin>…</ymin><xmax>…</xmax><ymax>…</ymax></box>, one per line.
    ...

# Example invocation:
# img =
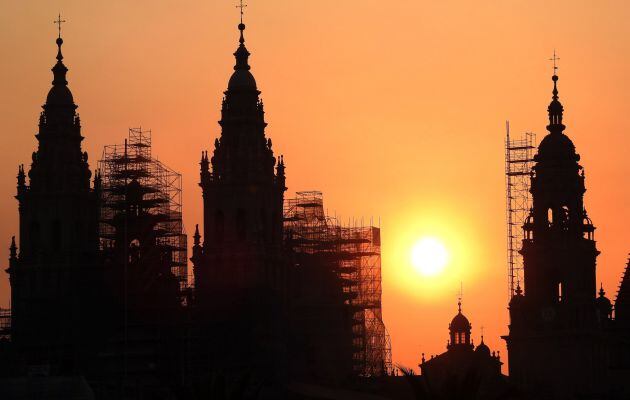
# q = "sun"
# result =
<box><xmin>411</xmin><ymin>237</ymin><xmax>449</xmax><ymax>277</ymax></box>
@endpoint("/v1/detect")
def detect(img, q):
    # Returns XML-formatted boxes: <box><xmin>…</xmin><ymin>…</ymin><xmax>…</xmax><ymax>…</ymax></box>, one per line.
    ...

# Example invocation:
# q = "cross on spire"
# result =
<box><xmin>54</xmin><ymin>13</ymin><xmax>66</xmax><ymax>39</ymax></box>
<box><xmin>457</xmin><ymin>282</ymin><xmax>463</xmax><ymax>312</ymax></box>
<box><xmin>236</xmin><ymin>0</ymin><xmax>247</xmax><ymax>24</ymax></box>
<box><xmin>549</xmin><ymin>49</ymin><xmax>560</xmax><ymax>76</ymax></box>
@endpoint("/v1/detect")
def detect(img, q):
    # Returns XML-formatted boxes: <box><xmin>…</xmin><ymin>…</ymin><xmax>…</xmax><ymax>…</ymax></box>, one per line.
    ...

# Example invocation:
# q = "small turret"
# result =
<box><xmin>17</xmin><ymin>165</ymin><xmax>26</xmax><ymax>196</ymax></box>
<box><xmin>9</xmin><ymin>236</ymin><xmax>17</xmax><ymax>260</ymax></box>
<box><xmin>191</xmin><ymin>224</ymin><xmax>203</xmax><ymax>268</ymax></box>
<box><xmin>596</xmin><ymin>283</ymin><xmax>613</xmax><ymax>321</ymax></box>
<box><xmin>276</xmin><ymin>155</ymin><xmax>286</xmax><ymax>189</ymax></box>
<box><xmin>193</xmin><ymin>224</ymin><xmax>201</xmax><ymax>247</ymax></box>
<box><xmin>448</xmin><ymin>299</ymin><xmax>473</xmax><ymax>350</ymax></box>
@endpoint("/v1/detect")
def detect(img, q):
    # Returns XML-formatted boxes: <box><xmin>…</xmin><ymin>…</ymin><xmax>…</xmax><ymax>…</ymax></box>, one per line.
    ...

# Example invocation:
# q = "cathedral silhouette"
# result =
<box><xmin>1</xmin><ymin>12</ymin><xmax>630</xmax><ymax>400</ymax></box>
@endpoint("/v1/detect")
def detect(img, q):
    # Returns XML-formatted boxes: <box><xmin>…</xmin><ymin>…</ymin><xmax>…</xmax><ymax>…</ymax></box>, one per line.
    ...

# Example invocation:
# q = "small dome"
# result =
<box><xmin>228</xmin><ymin>69</ymin><xmax>257</xmax><ymax>90</ymax></box>
<box><xmin>46</xmin><ymin>85</ymin><xmax>74</xmax><ymax>106</ymax></box>
<box><xmin>475</xmin><ymin>341</ymin><xmax>491</xmax><ymax>357</ymax></box>
<box><xmin>450</xmin><ymin>312</ymin><xmax>471</xmax><ymax>332</ymax></box>
<box><xmin>535</xmin><ymin>132</ymin><xmax>578</xmax><ymax>163</ymax></box>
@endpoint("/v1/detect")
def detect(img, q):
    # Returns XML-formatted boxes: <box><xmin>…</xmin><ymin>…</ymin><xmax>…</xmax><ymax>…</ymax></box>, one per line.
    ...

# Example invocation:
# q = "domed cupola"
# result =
<box><xmin>534</xmin><ymin>73</ymin><xmax>579</xmax><ymax>164</ymax></box>
<box><xmin>448</xmin><ymin>300</ymin><xmax>473</xmax><ymax>350</ymax></box>
<box><xmin>475</xmin><ymin>335</ymin><xmax>491</xmax><ymax>357</ymax></box>
<box><xmin>45</xmin><ymin>36</ymin><xmax>76</xmax><ymax>108</ymax></box>
<box><xmin>227</xmin><ymin>23</ymin><xmax>258</xmax><ymax>91</ymax></box>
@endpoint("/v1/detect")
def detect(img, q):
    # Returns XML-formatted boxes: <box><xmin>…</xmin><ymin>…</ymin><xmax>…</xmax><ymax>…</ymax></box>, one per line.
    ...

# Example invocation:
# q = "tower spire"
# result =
<box><xmin>549</xmin><ymin>49</ymin><xmax>560</xmax><ymax>78</ymax></box>
<box><xmin>546</xmin><ymin>51</ymin><xmax>565</xmax><ymax>134</ymax></box>
<box><xmin>236</xmin><ymin>0</ymin><xmax>247</xmax><ymax>25</ymax></box>
<box><xmin>233</xmin><ymin>3</ymin><xmax>250</xmax><ymax>72</ymax></box>
<box><xmin>53</xmin><ymin>13</ymin><xmax>66</xmax><ymax>62</ymax></box>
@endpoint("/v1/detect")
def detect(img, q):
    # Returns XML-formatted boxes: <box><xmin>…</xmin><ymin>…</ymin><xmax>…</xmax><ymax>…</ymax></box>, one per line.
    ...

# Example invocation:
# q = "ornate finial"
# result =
<box><xmin>10</xmin><ymin>236</ymin><xmax>17</xmax><ymax>259</ymax></box>
<box><xmin>457</xmin><ymin>282</ymin><xmax>463</xmax><ymax>313</ymax></box>
<box><xmin>548</xmin><ymin>50</ymin><xmax>561</xmax><ymax>100</ymax></box>
<box><xmin>599</xmin><ymin>283</ymin><xmax>606</xmax><ymax>297</ymax></box>
<box><xmin>17</xmin><ymin>164</ymin><xmax>26</xmax><ymax>188</ymax></box>
<box><xmin>53</xmin><ymin>13</ymin><xmax>66</xmax><ymax>61</ymax></box>
<box><xmin>194</xmin><ymin>224</ymin><xmax>201</xmax><ymax>246</ymax></box>
<box><xmin>480</xmin><ymin>326</ymin><xmax>485</xmax><ymax>342</ymax></box>
<box><xmin>546</xmin><ymin>51</ymin><xmax>565</xmax><ymax>134</ymax></box>
<box><xmin>232</xmin><ymin>2</ymin><xmax>251</xmax><ymax>71</ymax></box>
<box><xmin>549</xmin><ymin>49</ymin><xmax>560</xmax><ymax>77</ymax></box>
<box><xmin>236</xmin><ymin>0</ymin><xmax>247</xmax><ymax>25</ymax></box>
<box><xmin>515</xmin><ymin>280</ymin><xmax>523</xmax><ymax>296</ymax></box>
<box><xmin>54</xmin><ymin>13</ymin><xmax>66</xmax><ymax>39</ymax></box>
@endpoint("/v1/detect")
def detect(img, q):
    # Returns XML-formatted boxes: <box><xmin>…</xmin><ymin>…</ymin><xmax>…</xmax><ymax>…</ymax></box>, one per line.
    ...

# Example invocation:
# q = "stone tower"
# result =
<box><xmin>193</xmin><ymin>21</ymin><xmax>286</xmax><ymax>301</ymax></box>
<box><xmin>7</xmin><ymin>33</ymin><xmax>101</xmax><ymax>373</ymax></box>
<box><xmin>505</xmin><ymin>71</ymin><xmax>607</xmax><ymax>399</ymax></box>
<box><xmin>190</xmin><ymin>20</ymin><xmax>287</xmax><ymax>379</ymax></box>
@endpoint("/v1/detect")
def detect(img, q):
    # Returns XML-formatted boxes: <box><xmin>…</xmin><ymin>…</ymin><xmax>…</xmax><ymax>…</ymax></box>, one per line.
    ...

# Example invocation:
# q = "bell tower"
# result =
<box><xmin>7</xmin><ymin>28</ymin><xmax>101</xmax><ymax>373</ymax></box>
<box><xmin>189</xmin><ymin>15</ymin><xmax>288</xmax><ymax>380</ymax></box>
<box><xmin>194</xmin><ymin>20</ymin><xmax>286</xmax><ymax>301</ymax></box>
<box><xmin>505</xmin><ymin>68</ymin><xmax>606</xmax><ymax>398</ymax></box>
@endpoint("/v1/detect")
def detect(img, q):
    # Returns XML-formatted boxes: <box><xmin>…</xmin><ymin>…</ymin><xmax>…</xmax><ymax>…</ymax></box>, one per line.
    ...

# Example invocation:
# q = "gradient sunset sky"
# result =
<box><xmin>1</xmin><ymin>1</ymin><xmax>629</xmax><ymax>371</ymax></box>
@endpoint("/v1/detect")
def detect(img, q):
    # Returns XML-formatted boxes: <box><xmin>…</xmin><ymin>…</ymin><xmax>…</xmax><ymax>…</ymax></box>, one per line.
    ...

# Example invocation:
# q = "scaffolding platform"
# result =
<box><xmin>99</xmin><ymin>128</ymin><xmax>188</xmax><ymax>298</ymax></box>
<box><xmin>504</xmin><ymin>122</ymin><xmax>535</xmax><ymax>299</ymax></box>
<box><xmin>284</xmin><ymin>191</ymin><xmax>392</xmax><ymax>376</ymax></box>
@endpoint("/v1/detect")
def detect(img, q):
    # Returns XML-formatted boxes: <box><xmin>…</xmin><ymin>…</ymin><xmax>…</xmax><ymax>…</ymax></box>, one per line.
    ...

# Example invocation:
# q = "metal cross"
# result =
<box><xmin>54</xmin><ymin>13</ymin><xmax>66</xmax><ymax>38</ymax></box>
<box><xmin>236</xmin><ymin>0</ymin><xmax>247</xmax><ymax>24</ymax></box>
<box><xmin>549</xmin><ymin>49</ymin><xmax>560</xmax><ymax>75</ymax></box>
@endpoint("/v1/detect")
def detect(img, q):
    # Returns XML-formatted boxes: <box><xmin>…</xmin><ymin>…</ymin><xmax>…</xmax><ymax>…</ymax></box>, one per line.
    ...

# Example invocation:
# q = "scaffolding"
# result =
<box><xmin>504</xmin><ymin>122</ymin><xmax>535</xmax><ymax>299</ymax></box>
<box><xmin>99</xmin><ymin>128</ymin><xmax>188</xmax><ymax>296</ymax></box>
<box><xmin>284</xmin><ymin>191</ymin><xmax>392</xmax><ymax>376</ymax></box>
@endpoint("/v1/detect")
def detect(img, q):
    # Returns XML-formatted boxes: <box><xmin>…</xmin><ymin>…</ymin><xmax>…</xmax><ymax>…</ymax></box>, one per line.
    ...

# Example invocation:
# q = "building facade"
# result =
<box><xmin>7</xmin><ymin>34</ymin><xmax>103</xmax><ymax>375</ymax></box>
<box><xmin>505</xmin><ymin>72</ymin><xmax>609</xmax><ymax>399</ymax></box>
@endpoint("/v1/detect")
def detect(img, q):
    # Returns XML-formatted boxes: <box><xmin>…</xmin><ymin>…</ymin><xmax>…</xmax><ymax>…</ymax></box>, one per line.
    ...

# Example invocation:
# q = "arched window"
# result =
<box><xmin>558</xmin><ymin>282</ymin><xmax>563</xmax><ymax>302</ymax></box>
<box><xmin>214</xmin><ymin>210</ymin><xmax>225</xmax><ymax>243</ymax></box>
<box><xmin>547</xmin><ymin>208</ymin><xmax>553</xmax><ymax>225</ymax></box>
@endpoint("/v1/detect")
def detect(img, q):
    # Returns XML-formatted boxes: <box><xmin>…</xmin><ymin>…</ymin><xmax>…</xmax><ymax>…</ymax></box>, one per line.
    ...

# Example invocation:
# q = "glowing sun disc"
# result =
<box><xmin>411</xmin><ymin>237</ymin><xmax>449</xmax><ymax>277</ymax></box>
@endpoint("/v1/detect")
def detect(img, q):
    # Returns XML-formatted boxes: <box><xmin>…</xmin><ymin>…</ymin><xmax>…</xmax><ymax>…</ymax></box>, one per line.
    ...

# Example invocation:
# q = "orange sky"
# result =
<box><xmin>1</xmin><ymin>1</ymin><xmax>629</xmax><ymax>372</ymax></box>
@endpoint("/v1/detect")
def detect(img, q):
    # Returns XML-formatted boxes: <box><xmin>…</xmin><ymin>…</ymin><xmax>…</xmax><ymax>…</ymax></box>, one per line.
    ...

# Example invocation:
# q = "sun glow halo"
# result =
<box><xmin>411</xmin><ymin>237</ymin><xmax>449</xmax><ymax>277</ymax></box>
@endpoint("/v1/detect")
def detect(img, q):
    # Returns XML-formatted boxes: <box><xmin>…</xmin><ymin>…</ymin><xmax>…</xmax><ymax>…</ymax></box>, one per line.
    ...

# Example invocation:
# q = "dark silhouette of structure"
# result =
<box><xmin>6</xmin><ymin>32</ymin><xmax>103</xmax><ymax>375</ymax></box>
<box><xmin>188</xmin><ymin>19</ymin><xmax>290</xmax><ymax>391</ymax></box>
<box><xmin>1</xmin><ymin>16</ymin><xmax>392</xmax><ymax>399</ymax></box>
<box><xmin>504</xmin><ymin>69</ymin><xmax>630</xmax><ymax>399</ymax></box>
<box><xmin>418</xmin><ymin>300</ymin><xmax>506</xmax><ymax>399</ymax></box>
<box><xmin>283</xmin><ymin>191</ymin><xmax>391</xmax><ymax>380</ymax></box>
<box><xmin>96</xmin><ymin>128</ymin><xmax>187</xmax><ymax>396</ymax></box>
